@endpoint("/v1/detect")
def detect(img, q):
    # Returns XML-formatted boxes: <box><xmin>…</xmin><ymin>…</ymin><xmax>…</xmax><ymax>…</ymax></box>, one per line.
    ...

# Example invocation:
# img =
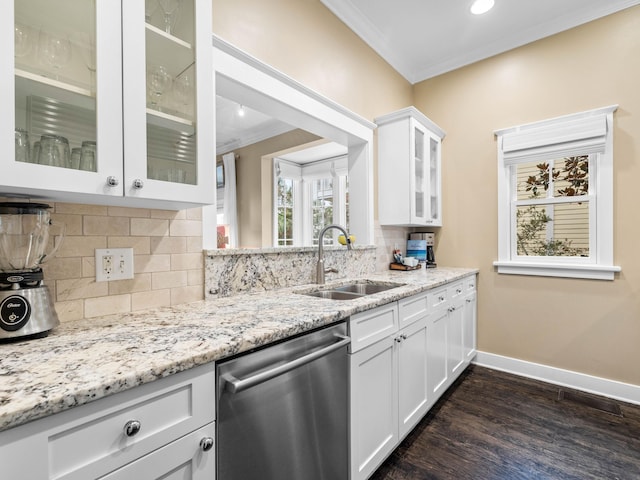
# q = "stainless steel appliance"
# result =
<box><xmin>409</xmin><ymin>232</ymin><xmax>437</xmax><ymax>268</ymax></box>
<box><xmin>0</xmin><ymin>202</ymin><xmax>64</xmax><ymax>341</ymax></box>
<box><xmin>217</xmin><ymin>322</ymin><xmax>350</xmax><ymax>480</ymax></box>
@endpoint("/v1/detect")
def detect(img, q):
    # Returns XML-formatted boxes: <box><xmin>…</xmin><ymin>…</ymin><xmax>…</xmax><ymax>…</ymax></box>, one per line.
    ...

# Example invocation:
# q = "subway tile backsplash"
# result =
<box><xmin>34</xmin><ymin>201</ymin><xmax>204</xmax><ymax>322</ymax></box>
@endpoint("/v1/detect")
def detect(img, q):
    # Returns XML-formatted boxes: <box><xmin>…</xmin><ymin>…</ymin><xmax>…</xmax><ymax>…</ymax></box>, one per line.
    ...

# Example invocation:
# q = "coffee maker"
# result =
<box><xmin>0</xmin><ymin>202</ymin><xmax>64</xmax><ymax>341</ymax></box>
<box><xmin>425</xmin><ymin>233</ymin><xmax>436</xmax><ymax>268</ymax></box>
<box><xmin>409</xmin><ymin>232</ymin><xmax>436</xmax><ymax>268</ymax></box>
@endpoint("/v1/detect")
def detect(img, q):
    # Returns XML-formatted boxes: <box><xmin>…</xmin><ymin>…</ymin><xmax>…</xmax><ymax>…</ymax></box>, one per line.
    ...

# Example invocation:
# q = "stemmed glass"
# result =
<box><xmin>173</xmin><ymin>73</ymin><xmax>192</xmax><ymax>116</ymax></box>
<box><xmin>71</xmin><ymin>32</ymin><xmax>96</xmax><ymax>92</ymax></box>
<box><xmin>38</xmin><ymin>30</ymin><xmax>71</xmax><ymax>80</ymax></box>
<box><xmin>157</xmin><ymin>0</ymin><xmax>183</xmax><ymax>35</ymax></box>
<box><xmin>147</xmin><ymin>65</ymin><xmax>172</xmax><ymax>111</ymax></box>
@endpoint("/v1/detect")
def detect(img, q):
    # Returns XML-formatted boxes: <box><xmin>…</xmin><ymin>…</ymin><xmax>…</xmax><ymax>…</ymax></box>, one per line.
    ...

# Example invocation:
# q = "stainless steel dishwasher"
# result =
<box><xmin>216</xmin><ymin>321</ymin><xmax>350</xmax><ymax>480</ymax></box>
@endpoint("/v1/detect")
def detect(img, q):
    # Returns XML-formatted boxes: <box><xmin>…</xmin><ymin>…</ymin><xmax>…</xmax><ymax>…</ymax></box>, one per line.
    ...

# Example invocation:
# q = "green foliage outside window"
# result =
<box><xmin>517</xmin><ymin>156</ymin><xmax>589</xmax><ymax>256</ymax></box>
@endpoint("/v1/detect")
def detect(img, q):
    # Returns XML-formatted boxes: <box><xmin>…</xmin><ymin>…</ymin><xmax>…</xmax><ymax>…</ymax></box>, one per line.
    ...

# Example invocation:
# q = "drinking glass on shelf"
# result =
<box><xmin>70</xmin><ymin>148</ymin><xmax>82</xmax><ymax>169</ymax></box>
<box><xmin>147</xmin><ymin>65</ymin><xmax>172</xmax><ymax>111</ymax></box>
<box><xmin>15</xmin><ymin>129</ymin><xmax>31</xmax><ymax>163</ymax></box>
<box><xmin>157</xmin><ymin>0</ymin><xmax>183</xmax><ymax>35</ymax></box>
<box><xmin>14</xmin><ymin>23</ymin><xmax>33</xmax><ymax>58</ymax></box>
<box><xmin>31</xmin><ymin>141</ymin><xmax>41</xmax><ymax>163</ymax></box>
<box><xmin>38</xmin><ymin>29</ymin><xmax>72</xmax><ymax>80</ymax></box>
<box><xmin>38</xmin><ymin>135</ymin><xmax>70</xmax><ymax>167</ymax></box>
<box><xmin>80</xmin><ymin>141</ymin><xmax>97</xmax><ymax>171</ymax></box>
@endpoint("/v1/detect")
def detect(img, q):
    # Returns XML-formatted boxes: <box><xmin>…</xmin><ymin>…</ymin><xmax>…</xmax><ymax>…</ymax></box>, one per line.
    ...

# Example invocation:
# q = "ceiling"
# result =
<box><xmin>320</xmin><ymin>0</ymin><xmax>640</xmax><ymax>84</ymax></box>
<box><xmin>217</xmin><ymin>0</ymin><xmax>639</xmax><ymax>151</ymax></box>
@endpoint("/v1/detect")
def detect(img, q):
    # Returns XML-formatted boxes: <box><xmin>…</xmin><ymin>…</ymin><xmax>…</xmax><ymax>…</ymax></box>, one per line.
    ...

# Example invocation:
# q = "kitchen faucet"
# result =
<box><xmin>316</xmin><ymin>224</ymin><xmax>352</xmax><ymax>284</ymax></box>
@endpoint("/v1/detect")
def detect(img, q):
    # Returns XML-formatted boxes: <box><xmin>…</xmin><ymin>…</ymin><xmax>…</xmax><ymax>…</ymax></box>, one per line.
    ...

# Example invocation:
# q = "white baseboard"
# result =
<box><xmin>473</xmin><ymin>351</ymin><xmax>640</xmax><ymax>406</ymax></box>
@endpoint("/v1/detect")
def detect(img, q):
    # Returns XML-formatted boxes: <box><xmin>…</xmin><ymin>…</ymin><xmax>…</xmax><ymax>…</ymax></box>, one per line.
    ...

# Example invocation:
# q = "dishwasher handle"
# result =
<box><xmin>222</xmin><ymin>333</ymin><xmax>350</xmax><ymax>394</ymax></box>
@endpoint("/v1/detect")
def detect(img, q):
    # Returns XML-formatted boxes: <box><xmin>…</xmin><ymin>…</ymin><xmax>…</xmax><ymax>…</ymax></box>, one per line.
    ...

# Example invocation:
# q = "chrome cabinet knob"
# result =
<box><xmin>132</xmin><ymin>179</ymin><xmax>144</xmax><ymax>189</ymax></box>
<box><xmin>123</xmin><ymin>420</ymin><xmax>141</xmax><ymax>437</ymax></box>
<box><xmin>394</xmin><ymin>336</ymin><xmax>402</xmax><ymax>343</ymax></box>
<box><xmin>106</xmin><ymin>176</ymin><xmax>119</xmax><ymax>187</ymax></box>
<box><xmin>200</xmin><ymin>437</ymin><xmax>214</xmax><ymax>452</ymax></box>
<box><xmin>401</xmin><ymin>334</ymin><xmax>407</xmax><ymax>340</ymax></box>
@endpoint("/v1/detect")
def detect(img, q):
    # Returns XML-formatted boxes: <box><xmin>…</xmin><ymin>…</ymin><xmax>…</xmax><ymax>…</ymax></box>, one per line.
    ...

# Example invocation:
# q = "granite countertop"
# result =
<box><xmin>0</xmin><ymin>266</ymin><xmax>477</xmax><ymax>432</ymax></box>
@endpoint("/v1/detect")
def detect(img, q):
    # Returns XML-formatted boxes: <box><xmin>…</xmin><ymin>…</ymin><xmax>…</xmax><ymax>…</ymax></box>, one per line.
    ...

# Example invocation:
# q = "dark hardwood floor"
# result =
<box><xmin>370</xmin><ymin>365</ymin><xmax>640</xmax><ymax>480</ymax></box>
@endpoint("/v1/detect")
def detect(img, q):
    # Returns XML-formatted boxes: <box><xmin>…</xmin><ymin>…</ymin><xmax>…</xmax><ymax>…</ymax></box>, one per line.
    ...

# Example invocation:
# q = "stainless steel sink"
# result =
<box><xmin>333</xmin><ymin>283</ymin><xmax>401</xmax><ymax>295</ymax></box>
<box><xmin>305</xmin><ymin>290</ymin><xmax>365</xmax><ymax>300</ymax></box>
<box><xmin>301</xmin><ymin>281</ymin><xmax>404</xmax><ymax>300</ymax></box>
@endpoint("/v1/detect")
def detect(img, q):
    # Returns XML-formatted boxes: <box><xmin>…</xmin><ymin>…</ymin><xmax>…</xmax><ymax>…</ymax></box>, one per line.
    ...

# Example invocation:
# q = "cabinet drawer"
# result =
<box><xmin>101</xmin><ymin>422</ymin><xmax>215</xmax><ymax>480</ymax></box>
<box><xmin>398</xmin><ymin>291</ymin><xmax>429</xmax><ymax>328</ymax></box>
<box><xmin>349</xmin><ymin>303</ymin><xmax>398</xmax><ymax>353</ymax></box>
<box><xmin>449</xmin><ymin>281</ymin><xmax>465</xmax><ymax>301</ymax></box>
<box><xmin>49</xmin><ymin>363</ymin><xmax>216</xmax><ymax>480</ymax></box>
<box><xmin>429</xmin><ymin>287</ymin><xmax>448</xmax><ymax>310</ymax></box>
<box><xmin>465</xmin><ymin>275</ymin><xmax>477</xmax><ymax>292</ymax></box>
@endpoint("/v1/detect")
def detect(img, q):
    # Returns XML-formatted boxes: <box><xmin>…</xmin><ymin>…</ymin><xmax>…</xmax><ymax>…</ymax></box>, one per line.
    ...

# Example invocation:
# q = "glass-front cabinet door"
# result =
<box><xmin>3</xmin><ymin>0</ymin><xmax>213</xmax><ymax>207</ymax></box>
<box><xmin>410</xmin><ymin>119</ymin><xmax>428</xmax><ymax>224</ymax></box>
<box><xmin>122</xmin><ymin>0</ymin><xmax>213</xmax><ymax>205</ymax></box>
<box><xmin>428</xmin><ymin>133</ymin><xmax>441</xmax><ymax>225</ymax></box>
<box><xmin>4</xmin><ymin>0</ymin><xmax>123</xmax><ymax>199</ymax></box>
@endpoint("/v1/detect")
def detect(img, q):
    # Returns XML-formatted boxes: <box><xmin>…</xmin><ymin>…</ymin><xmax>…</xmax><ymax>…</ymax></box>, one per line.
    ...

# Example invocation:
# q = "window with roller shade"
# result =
<box><xmin>494</xmin><ymin>105</ymin><xmax>620</xmax><ymax>280</ymax></box>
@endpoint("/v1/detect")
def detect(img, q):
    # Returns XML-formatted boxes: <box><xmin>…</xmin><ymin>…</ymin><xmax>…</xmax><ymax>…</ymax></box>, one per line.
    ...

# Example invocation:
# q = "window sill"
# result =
<box><xmin>492</xmin><ymin>261</ymin><xmax>621</xmax><ymax>280</ymax></box>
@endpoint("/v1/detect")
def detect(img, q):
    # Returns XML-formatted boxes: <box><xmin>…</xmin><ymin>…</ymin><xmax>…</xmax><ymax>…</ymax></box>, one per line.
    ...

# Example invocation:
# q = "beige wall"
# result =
<box><xmin>212</xmin><ymin>0</ymin><xmax>413</xmax><ymax>121</ymax></box>
<box><xmin>414</xmin><ymin>7</ymin><xmax>640</xmax><ymax>385</ymax></box>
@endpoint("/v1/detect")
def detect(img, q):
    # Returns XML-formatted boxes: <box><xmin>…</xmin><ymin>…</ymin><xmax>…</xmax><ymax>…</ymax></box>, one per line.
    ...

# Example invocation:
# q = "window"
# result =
<box><xmin>274</xmin><ymin>156</ymin><xmax>349</xmax><ymax>246</ymax></box>
<box><xmin>494</xmin><ymin>105</ymin><xmax>620</xmax><ymax>280</ymax></box>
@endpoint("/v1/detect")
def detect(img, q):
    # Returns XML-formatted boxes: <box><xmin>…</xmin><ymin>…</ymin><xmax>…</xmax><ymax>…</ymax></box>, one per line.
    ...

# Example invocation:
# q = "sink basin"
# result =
<box><xmin>305</xmin><ymin>290</ymin><xmax>365</xmax><ymax>300</ymax></box>
<box><xmin>333</xmin><ymin>282</ymin><xmax>402</xmax><ymax>295</ymax></box>
<box><xmin>301</xmin><ymin>281</ymin><xmax>404</xmax><ymax>300</ymax></box>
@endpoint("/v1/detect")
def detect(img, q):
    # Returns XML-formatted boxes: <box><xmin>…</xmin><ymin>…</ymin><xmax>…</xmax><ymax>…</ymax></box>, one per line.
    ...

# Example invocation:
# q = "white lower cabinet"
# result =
<box><xmin>0</xmin><ymin>362</ymin><xmax>216</xmax><ymax>480</ymax></box>
<box><xmin>463</xmin><ymin>277</ymin><xmax>478</xmax><ymax>362</ymax></box>
<box><xmin>397</xmin><ymin>316</ymin><xmax>430</xmax><ymax>438</ymax></box>
<box><xmin>350</xmin><ymin>336</ymin><xmax>398</xmax><ymax>480</ymax></box>
<box><xmin>101</xmin><ymin>422</ymin><xmax>215</xmax><ymax>480</ymax></box>
<box><xmin>350</xmin><ymin>275</ymin><xmax>477</xmax><ymax>480</ymax></box>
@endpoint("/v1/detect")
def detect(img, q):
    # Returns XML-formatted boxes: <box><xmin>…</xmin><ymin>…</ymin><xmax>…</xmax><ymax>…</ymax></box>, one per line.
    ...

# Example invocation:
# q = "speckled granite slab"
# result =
<box><xmin>0</xmin><ymin>267</ymin><xmax>476</xmax><ymax>432</ymax></box>
<box><xmin>205</xmin><ymin>245</ymin><xmax>377</xmax><ymax>298</ymax></box>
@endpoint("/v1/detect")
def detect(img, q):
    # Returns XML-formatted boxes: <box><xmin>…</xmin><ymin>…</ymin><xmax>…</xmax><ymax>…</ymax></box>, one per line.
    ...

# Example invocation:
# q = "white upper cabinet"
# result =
<box><xmin>3</xmin><ymin>0</ymin><xmax>214</xmax><ymax>209</ymax></box>
<box><xmin>376</xmin><ymin>107</ymin><xmax>445</xmax><ymax>226</ymax></box>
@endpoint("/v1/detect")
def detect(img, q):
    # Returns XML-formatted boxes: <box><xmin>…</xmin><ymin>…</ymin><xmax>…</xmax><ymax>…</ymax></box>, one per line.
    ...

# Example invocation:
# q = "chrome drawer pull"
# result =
<box><xmin>123</xmin><ymin>420</ymin><xmax>141</xmax><ymax>437</ymax></box>
<box><xmin>200</xmin><ymin>437</ymin><xmax>214</xmax><ymax>452</ymax></box>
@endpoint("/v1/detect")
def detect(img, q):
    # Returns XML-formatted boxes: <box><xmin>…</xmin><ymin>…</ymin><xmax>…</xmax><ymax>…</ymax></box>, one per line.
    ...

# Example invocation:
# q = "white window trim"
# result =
<box><xmin>493</xmin><ymin>105</ymin><xmax>620</xmax><ymax>280</ymax></box>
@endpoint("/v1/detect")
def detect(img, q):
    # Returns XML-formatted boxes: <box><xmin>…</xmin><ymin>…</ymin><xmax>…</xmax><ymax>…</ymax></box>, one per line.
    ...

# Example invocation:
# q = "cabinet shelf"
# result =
<box><xmin>145</xmin><ymin>24</ymin><xmax>193</xmax><ymax>77</ymax></box>
<box><xmin>146</xmin><ymin>108</ymin><xmax>194</xmax><ymax>135</ymax></box>
<box><xmin>15</xmin><ymin>69</ymin><xmax>94</xmax><ymax>109</ymax></box>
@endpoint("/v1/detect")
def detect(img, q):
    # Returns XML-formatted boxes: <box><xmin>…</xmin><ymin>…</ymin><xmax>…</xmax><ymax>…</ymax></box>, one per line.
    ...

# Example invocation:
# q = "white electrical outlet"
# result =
<box><xmin>95</xmin><ymin>248</ymin><xmax>134</xmax><ymax>282</ymax></box>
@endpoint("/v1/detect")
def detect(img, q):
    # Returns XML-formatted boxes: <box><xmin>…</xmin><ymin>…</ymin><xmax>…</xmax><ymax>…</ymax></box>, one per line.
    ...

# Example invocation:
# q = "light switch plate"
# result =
<box><xmin>95</xmin><ymin>248</ymin><xmax>134</xmax><ymax>282</ymax></box>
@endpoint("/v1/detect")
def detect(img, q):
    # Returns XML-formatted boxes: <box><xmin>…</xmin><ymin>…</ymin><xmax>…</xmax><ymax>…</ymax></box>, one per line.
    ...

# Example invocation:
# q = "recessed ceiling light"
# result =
<box><xmin>470</xmin><ymin>0</ymin><xmax>494</xmax><ymax>15</ymax></box>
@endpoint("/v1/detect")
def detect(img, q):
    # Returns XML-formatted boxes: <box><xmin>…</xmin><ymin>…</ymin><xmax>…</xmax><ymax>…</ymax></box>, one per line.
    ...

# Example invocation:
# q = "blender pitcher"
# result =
<box><xmin>0</xmin><ymin>202</ymin><xmax>65</xmax><ymax>272</ymax></box>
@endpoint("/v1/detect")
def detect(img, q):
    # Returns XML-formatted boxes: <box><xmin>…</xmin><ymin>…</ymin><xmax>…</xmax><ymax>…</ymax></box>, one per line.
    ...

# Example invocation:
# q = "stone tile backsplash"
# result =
<box><xmin>205</xmin><ymin>246</ymin><xmax>377</xmax><ymax>298</ymax></box>
<box><xmin>33</xmin><ymin>201</ymin><xmax>204</xmax><ymax>322</ymax></box>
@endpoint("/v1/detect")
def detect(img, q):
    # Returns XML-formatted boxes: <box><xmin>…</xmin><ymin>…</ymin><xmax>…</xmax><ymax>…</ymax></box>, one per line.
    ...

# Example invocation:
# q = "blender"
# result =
<box><xmin>0</xmin><ymin>202</ymin><xmax>65</xmax><ymax>340</ymax></box>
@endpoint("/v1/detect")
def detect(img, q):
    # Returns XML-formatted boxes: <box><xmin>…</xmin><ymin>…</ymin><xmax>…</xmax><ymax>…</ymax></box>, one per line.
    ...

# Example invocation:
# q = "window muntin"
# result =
<box><xmin>276</xmin><ymin>177</ymin><xmax>295</xmax><ymax>246</ymax></box>
<box><xmin>513</xmin><ymin>156</ymin><xmax>592</xmax><ymax>260</ymax></box>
